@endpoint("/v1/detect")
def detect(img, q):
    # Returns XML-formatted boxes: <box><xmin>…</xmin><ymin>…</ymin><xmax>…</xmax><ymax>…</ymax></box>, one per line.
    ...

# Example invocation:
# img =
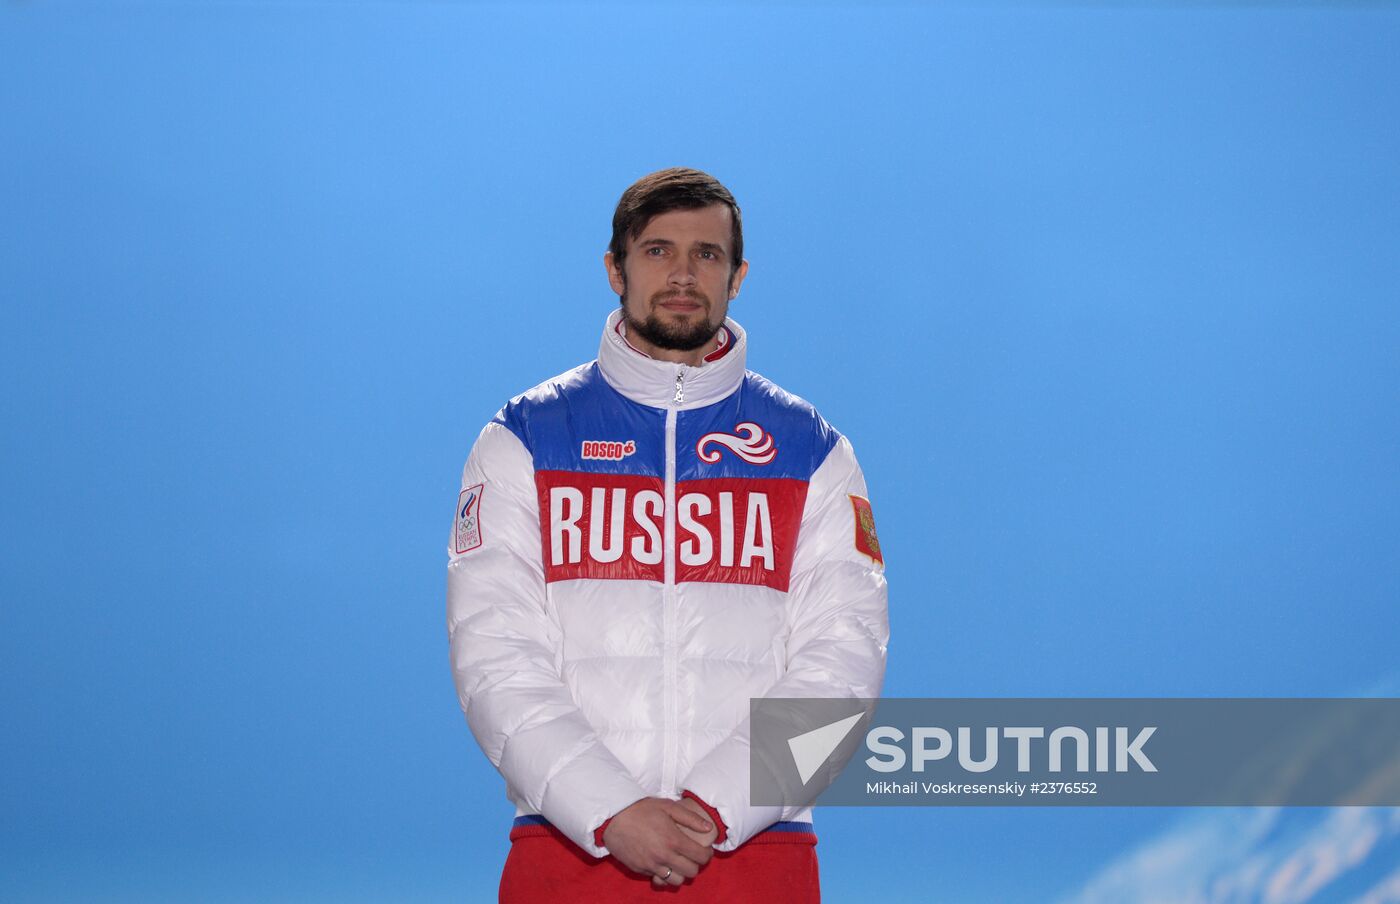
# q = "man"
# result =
<box><xmin>446</xmin><ymin>167</ymin><xmax>888</xmax><ymax>901</ymax></box>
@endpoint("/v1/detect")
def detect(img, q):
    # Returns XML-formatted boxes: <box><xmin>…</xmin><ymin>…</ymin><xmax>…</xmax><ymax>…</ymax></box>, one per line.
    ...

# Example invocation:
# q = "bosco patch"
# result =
<box><xmin>581</xmin><ymin>439</ymin><xmax>636</xmax><ymax>461</ymax></box>
<box><xmin>849</xmin><ymin>494</ymin><xmax>882</xmax><ymax>565</ymax></box>
<box><xmin>455</xmin><ymin>483</ymin><xmax>484</xmax><ymax>554</ymax></box>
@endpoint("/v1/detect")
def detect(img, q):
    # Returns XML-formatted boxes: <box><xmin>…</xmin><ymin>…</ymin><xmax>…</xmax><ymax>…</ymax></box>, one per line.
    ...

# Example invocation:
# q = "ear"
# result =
<box><xmin>604</xmin><ymin>251</ymin><xmax>627</xmax><ymax>297</ymax></box>
<box><xmin>727</xmin><ymin>258</ymin><xmax>750</xmax><ymax>299</ymax></box>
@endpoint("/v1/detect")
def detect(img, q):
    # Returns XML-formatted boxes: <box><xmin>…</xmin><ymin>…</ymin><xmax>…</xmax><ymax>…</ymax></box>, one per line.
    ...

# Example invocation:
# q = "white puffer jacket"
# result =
<box><xmin>446</xmin><ymin>310</ymin><xmax>888</xmax><ymax>857</ymax></box>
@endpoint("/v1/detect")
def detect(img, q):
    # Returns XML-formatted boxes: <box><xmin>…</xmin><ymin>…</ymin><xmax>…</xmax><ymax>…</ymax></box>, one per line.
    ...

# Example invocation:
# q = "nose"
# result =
<box><xmin>667</xmin><ymin>256</ymin><xmax>698</xmax><ymax>288</ymax></box>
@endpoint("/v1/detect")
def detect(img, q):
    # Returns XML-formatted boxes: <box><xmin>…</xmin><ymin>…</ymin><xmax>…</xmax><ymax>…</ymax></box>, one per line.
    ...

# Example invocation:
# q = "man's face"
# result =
<box><xmin>605</xmin><ymin>204</ymin><xmax>748</xmax><ymax>358</ymax></box>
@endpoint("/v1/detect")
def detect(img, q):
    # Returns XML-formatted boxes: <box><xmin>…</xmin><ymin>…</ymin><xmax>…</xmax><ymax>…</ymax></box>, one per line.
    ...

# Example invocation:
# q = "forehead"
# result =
<box><xmin>631</xmin><ymin>204</ymin><xmax>734</xmax><ymax>246</ymax></box>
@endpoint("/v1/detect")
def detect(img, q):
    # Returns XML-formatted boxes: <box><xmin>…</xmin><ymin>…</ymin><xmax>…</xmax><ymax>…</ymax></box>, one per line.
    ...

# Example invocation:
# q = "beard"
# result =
<box><xmin>621</xmin><ymin>290</ymin><xmax>722</xmax><ymax>352</ymax></box>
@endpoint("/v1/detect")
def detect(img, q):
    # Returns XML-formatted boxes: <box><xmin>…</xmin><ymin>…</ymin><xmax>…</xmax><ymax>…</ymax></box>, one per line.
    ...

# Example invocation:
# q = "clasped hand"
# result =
<box><xmin>601</xmin><ymin>797</ymin><xmax>718</xmax><ymax>889</ymax></box>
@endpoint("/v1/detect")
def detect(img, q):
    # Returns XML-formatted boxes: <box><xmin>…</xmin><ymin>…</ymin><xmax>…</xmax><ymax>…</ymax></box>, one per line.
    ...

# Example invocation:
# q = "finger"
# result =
<box><xmin>669</xmin><ymin>835</ymin><xmax>715</xmax><ymax>866</ymax></box>
<box><xmin>676</xmin><ymin>859</ymin><xmax>700</xmax><ymax>880</ymax></box>
<box><xmin>651</xmin><ymin>865</ymin><xmax>686</xmax><ymax>887</ymax></box>
<box><xmin>675</xmin><ymin>819</ymin><xmax>717</xmax><ymax>841</ymax></box>
<box><xmin>674</xmin><ymin>846</ymin><xmax>713</xmax><ymax>871</ymax></box>
<box><xmin>670</xmin><ymin>804</ymin><xmax>714</xmax><ymax>834</ymax></box>
<box><xmin>674</xmin><ymin>825</ymin><xmax>716</xmax><ymax>850</ymax></box>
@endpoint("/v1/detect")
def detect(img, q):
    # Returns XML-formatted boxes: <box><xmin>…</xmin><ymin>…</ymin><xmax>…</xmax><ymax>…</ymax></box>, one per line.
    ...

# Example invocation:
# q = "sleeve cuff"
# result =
<box><xmin>681</xmin><ymin>790</ymin><xmax>728</xmax><ymax>845</ymax></box>
<box><xmin>593</xmin><ymin>817</ymin><xmax>614</xmax><ymax>849</ymax></box>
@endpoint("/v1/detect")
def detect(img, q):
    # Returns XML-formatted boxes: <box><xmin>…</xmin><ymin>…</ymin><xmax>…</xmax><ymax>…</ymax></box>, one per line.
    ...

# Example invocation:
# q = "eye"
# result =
<box><xmin>646</xmin><ymin>246</ymin><xmax>666</xmax><ymax>256</ymax></box>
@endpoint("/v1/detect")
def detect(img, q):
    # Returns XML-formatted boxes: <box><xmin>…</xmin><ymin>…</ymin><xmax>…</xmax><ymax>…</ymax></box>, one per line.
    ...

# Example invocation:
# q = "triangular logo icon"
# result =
<box><xmin>787</xmin><ymin>712</ymin><xmax>865</xmax><ymax>785</ymax></box>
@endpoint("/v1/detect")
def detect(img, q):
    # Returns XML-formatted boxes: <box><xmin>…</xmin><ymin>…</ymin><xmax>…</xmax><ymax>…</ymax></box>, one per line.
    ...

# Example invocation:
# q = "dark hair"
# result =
<box><xmin>609</xmin><ymin>167</ymin><xmax>744</xmax><ymax>281</ymax></box>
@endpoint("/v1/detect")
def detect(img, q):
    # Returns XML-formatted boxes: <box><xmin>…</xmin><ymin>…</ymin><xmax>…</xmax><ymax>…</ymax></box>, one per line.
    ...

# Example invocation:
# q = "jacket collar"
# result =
<box><xmin>596</xmin><ymin>308</ymin><xmax>748</xmax><ymax>410</ymax></box>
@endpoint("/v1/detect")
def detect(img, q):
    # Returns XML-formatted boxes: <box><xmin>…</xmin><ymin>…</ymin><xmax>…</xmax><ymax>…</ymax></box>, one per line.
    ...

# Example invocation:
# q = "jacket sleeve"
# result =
<box><xmin>679</xmin><ymin>434</ymin><xmax>889</xmax><ymax>851</ymax></box>
<box><xmin>446</xmin><ymin>419</ymin><xmax>651</xmax><ymax>858</ymax></box>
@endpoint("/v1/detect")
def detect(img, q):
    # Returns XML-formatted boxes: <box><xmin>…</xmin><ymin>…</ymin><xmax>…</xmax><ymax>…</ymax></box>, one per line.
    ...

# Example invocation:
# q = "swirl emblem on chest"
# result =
<box><xmin>696</xmin><ymin>422</ymin><xmax>777</xmax><ymax>465</ymax></box>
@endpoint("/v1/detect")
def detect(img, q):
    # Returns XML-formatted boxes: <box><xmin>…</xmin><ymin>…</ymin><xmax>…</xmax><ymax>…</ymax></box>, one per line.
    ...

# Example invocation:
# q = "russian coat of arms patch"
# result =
<box><xmin>848</xmin><ymin>494</ymin><xmax>882</xmax><ymax>565</ymax></box>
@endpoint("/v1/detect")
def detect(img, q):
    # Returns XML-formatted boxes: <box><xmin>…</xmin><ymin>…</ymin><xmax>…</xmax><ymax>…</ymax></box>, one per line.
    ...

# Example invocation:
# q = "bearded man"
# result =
<box><xmin>447</xmin><ymin>167</ymin><xmax>889</xmax><ymax>902</ymax></box>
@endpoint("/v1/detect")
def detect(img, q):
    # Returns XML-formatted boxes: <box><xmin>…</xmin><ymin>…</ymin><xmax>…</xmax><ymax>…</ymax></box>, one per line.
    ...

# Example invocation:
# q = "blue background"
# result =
<box><xmin>3</xmin><ymin>2</ymin><xmax>1398</xmax><ymax>901</ymax></box>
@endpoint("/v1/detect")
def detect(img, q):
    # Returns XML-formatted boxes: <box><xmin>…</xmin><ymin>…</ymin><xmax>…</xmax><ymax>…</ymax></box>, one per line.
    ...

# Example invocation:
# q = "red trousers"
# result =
<box><xmin>499</xmin><ymin>820</ymin><xmax>820</xmax><ymax>903</ymax></box>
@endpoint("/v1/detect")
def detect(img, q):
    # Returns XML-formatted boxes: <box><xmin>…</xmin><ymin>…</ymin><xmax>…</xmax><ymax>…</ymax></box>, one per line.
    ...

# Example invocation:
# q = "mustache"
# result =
<box><xmin>651</xmin><ymin>290</ymin><xmax>709</xmax><ymax>305</ymax></box>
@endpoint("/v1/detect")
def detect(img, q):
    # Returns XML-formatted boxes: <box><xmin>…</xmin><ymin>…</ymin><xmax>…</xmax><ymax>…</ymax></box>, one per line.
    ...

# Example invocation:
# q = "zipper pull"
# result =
<box><xmin>673</xmin><ymin>366</ymin><xmax>686</xmax><ymax>405</ymax></box>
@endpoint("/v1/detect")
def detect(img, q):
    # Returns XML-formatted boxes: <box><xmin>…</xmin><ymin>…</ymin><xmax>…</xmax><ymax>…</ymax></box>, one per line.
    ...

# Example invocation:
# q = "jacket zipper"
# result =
<box><xmin>661</xmin><ymin>365</ymin><xmax>685</xmax><ymax>793</ymax></box>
